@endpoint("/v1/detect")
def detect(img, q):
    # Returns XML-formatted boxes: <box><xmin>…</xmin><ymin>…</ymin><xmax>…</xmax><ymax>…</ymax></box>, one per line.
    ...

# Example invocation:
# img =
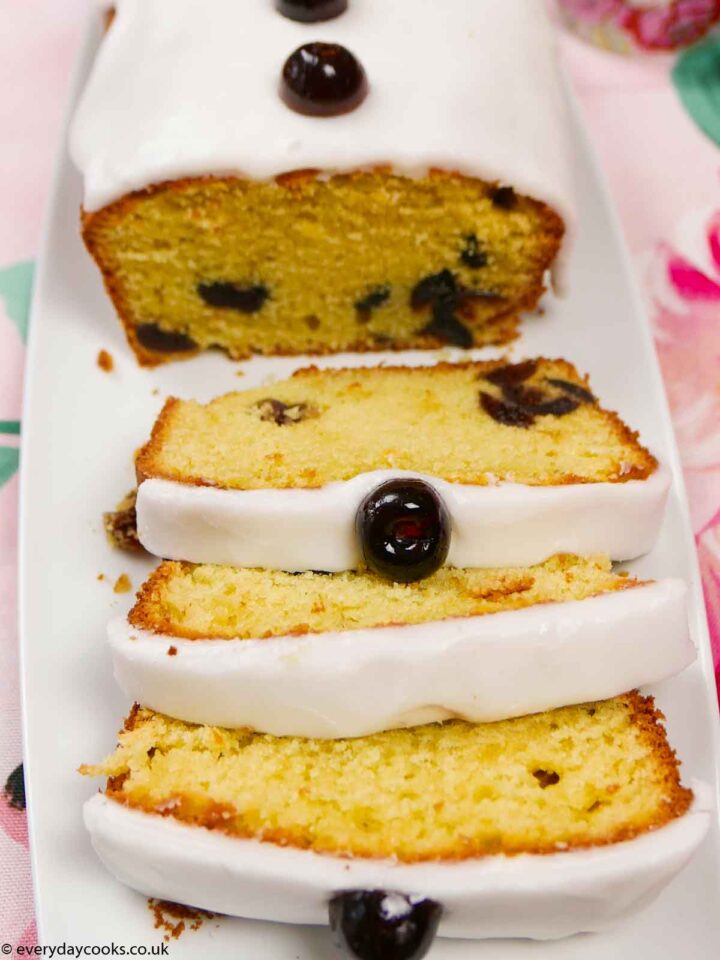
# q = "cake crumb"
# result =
<box><xmin>235</xmin><ymin>369</ymin><xmax>245</xmax><ymax>378</ymax></box>
<box><xmin>97</xmin><ymin>573</ymin><xmax>105</xmax><ymax>582</ymax></box>
<box><xmin>148</xmin><ymin>899</ymin><xmax>214</xmax><ymax>942</ymax></box>
<box><xmin>97</xmin><ymin>349</ymin><xmax>114</xmax><ymax>372</ymax></box>
<box><xmin>104</xmin><ymin>489</ymin><xmax>142</xmax><ymax>553</ymax></box>
<box><xmin>167</xmin><ymin>645</ymin><xmax>178</xmax><ymax>656</ymax></box>
<box><xmin>151</xmin><ymin>388</ymin><xmax>160</xmax><ymax>396</ymax></box>
<box><xmin>113</xmin><ymin>573</ymin><xmax>132</xmax><ymax>594</ymax></box>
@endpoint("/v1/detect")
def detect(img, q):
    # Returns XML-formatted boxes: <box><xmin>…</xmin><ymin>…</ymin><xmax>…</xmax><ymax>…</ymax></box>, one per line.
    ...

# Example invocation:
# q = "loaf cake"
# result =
<box><xmin>109</xmin><ymin>555</ymin><xmax>692</xmax><ymax>736</ymax></box>
<box><xmin>69</xmin><ymin>0</ymin><xmax>572</xmax><ymax>364</ymax></box>
<box><xmin>82</xmin><ymin>695</ymin><xmax>710</xmax><ymax>940</ymax></box>
<box><xmin>134</xmin><ymin>359</ymin><xmax>670</xmax><ymax>571</ymax></box>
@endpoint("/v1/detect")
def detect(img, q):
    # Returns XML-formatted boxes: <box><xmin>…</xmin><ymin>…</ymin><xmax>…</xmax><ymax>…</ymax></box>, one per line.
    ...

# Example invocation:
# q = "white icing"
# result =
<box><xmin>83</xmin><ymin>786</ymin><xmax>712</xmax><ymax>941</ymax></box>
<box><xmin>70</xmin><ymin>0</ymin><xmax>575</xmax><ymax>242</ymax></box>
<box><xmin>109</xmin><ymin>580</ymin><xmax>693</xmax><ymax>737</ymax></box>
<box><xmin>136</xmin><ymin>466</ymin><xmax>671</xmax><ymax>572</ymax></box>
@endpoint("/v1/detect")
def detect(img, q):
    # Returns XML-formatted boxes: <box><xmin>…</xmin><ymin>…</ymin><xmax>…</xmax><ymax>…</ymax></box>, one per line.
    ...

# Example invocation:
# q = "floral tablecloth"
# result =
<box><xmin>1</xmin><ymin>0</ymin><xmax>719</xmax><ymax>947</ymax></box>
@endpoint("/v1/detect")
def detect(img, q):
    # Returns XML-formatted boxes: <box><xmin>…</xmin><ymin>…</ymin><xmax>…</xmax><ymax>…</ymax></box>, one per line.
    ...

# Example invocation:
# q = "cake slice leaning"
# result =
<box><xmin>82</xmin><ymin>695</ymin><xmax>710</xmax><ymax>943</ymax></box>
<box><xmin>108</xmin><ymin>555</ymin><xmax>693</xmax><ymax>737</ymax></box>
<box><xmin>134</xmin><ymin>359</ymin><xmax>669</xmax><ymax>572</ymax></box>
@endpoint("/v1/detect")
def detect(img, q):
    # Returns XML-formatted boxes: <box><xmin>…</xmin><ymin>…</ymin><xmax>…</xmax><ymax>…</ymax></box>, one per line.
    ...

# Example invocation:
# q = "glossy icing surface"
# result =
<box><xmin>70</xmin><ymin>0</ymin><xmax>574</xmax><ymax>222</ymax></box>
<box><xmin>136</xmin><ymin>466</ymin><xmax>671</xmax><ymax>571</ymax></box>
<box><xmin>83</xmin><ymin>788</ymin><xmax>711</xmax><ymax>940</ymax></box>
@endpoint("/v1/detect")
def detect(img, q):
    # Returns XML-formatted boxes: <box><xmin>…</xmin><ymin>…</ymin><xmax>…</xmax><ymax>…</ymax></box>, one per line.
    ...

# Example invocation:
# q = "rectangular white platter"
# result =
<box><xmin>19</xmin><ymin>16</ymin><xmax>720</xmax><ymax>959</ymax></box>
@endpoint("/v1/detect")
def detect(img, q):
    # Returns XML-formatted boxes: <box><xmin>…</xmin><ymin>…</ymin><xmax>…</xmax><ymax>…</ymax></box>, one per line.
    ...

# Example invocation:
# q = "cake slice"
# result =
<box><xmin>110</xmin><ymin>555</ymin><xmax>692</xmax><ymax>736</ymax></box>
<box><xmin>82</xmin><ymin>695</ymin><xmax>709</xmax><ymax>942</ymax></box>
<box><xmin>134</xmin><ymin>359</ymin><xmax>669</xmax><ymax>572</ymax></box>
<box><xmin>70</xmin><ymin>0</ymin><xmax>571</xmax><ymax>364</ymax></box>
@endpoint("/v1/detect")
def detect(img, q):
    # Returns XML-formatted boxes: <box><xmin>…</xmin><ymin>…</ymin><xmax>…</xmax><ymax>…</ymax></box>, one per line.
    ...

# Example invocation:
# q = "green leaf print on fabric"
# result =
<box><xmin>0</xmin><ymin>260</ymin><xmax>35</xmax><ymax>343</ymax></box>
<box><xmin>0</xmin><ymin>446</ymin><xmax>19</xmax><ymax>488</ymax></box>
<box><xmin>0</xmin><ymin>421</ymin><xmax>20</xmax><ymax>436</ymax></box>
<box><xmin>673</xmin><ymin>37</ymin><xmax>720</xmax><ymax>147</ymax></box>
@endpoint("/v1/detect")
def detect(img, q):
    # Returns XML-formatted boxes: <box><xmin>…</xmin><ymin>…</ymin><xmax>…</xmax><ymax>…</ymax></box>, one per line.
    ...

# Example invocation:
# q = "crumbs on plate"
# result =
<box><xmin>113</xmin><ymin>573</ymin><xmax>132</xmax><ymax>594</ymax></box>
<box><xmin>97</xmin><ymin>349</ymin><xmax>114</xmax><ymax>373</ymax></box>
<box><xmin>104</xmin><ymin>490</ymin><xmax>141</xmax><ymax>553</ymax></box>
<box><xmin>148</xmin><ymin>899</ymin><xmax>215</xmax><ymax>942</ymax></box>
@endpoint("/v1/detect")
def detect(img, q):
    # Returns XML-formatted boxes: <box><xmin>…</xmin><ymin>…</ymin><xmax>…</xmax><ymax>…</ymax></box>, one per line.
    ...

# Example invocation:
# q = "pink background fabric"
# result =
<box><xmin>1</xmin><ymin>0</ymin><xmax>718</xmax><ymax>945</ymax></box>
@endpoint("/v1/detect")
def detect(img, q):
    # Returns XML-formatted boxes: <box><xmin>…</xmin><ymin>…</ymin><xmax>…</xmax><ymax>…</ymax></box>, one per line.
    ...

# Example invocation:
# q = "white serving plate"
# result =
<box><xmin>19</xmin><ymin>17</ymin><xmax>720</xmax><ymax>958</ymax></box>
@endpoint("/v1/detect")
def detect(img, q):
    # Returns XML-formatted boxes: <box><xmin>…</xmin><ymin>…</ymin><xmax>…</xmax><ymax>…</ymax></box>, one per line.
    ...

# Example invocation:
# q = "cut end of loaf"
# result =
<box><xmin>81</xmin><ymin>170</ymin><xmax>563</xmax><ymax>366</ymax></box>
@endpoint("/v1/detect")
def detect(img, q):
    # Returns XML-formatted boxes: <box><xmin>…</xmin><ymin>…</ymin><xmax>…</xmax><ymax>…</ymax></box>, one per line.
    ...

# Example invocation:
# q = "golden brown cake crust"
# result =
<box><xmin>134</xmin><ymin>358</ymin><xmax>657</xmax><ymax>489</ymax></box>
<box><xmin>135</xmin><ymin>396</ymin><xmax>182</xmax><ymax>485</ymax></box>
<box><xmin>91</xmin><ymin>693</ymin><xmax>692</xmax><ymax>863</ymax></box>
<box><xmin>80</xmin><ymin>170</ymin><xmax>563</xmax><ymax>366</ymax></box>
<box><xmin>623</xmin><ymin>694</ymin><xmax>694</xmax><ymax>831</ymax></box>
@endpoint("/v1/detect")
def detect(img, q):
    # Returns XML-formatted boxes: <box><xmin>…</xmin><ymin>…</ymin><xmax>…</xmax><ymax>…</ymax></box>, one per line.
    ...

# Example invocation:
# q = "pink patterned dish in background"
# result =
<box><xmin>558</xmin><ymin>0</ymin><xmax>720</xmax><ymax>52</ymax></box>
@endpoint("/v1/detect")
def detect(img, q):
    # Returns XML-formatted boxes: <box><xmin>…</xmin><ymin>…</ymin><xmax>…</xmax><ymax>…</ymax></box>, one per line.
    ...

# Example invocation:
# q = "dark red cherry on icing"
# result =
<box><xmin>356</xmin><ymin>479</ymin><xmax>450</xmax><ymax>583</ymax></box>
<box><xmin>275</xmin><ymin>0</ymin><xmax>347</xmax><ymax>22</ymax></box>
<box><xmin>281</xmin><ymin>43</ymin><xmax>368</xmax><ymax>117</ymax></box>
<box><xmin>329</xmin><ymin>890</ymin><xmax>442</xmax><ymax>960</ymax></box>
